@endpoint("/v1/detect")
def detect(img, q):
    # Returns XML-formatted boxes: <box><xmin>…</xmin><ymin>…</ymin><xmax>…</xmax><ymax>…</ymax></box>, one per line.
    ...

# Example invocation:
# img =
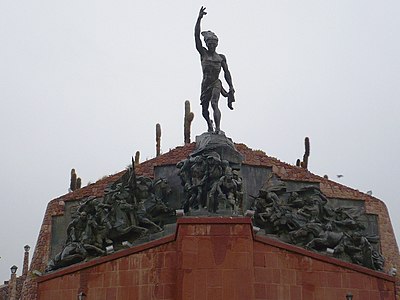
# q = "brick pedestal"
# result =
<box><xmin>36</xmin><ymin>217</ymin><xmax>396</xmax><ymax>300</ymax></box>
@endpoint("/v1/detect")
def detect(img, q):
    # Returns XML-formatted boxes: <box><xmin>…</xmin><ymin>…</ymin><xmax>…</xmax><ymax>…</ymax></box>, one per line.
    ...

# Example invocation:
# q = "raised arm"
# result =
<box><xmin>195</xmin><ymin>7</ymin><xmax>207</xmax><ymax>55</ymax></box>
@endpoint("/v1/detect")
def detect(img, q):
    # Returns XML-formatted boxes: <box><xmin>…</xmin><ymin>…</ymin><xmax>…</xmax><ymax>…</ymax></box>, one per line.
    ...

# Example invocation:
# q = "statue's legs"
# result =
<box><xmin>202</xmin><ymin>101</ymin><xmax>214</xmax><ymax>132</ymax></box>
<box><xmin>211</xmin><ymin>87</ymin><xmax>221</xmax><ymax>133</ymax></box>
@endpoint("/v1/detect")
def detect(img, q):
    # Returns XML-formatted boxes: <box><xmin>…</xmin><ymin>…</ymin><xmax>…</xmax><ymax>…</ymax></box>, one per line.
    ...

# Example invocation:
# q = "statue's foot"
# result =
<box><xmin>207</xmin><ymin>126</ymin><xmax>214</xmax><ymax>133</ymax></box>
<box><xmin>139</xmin><ymin>228</ymin><xmax>149</xmax><ymax>237</ymax></box>
<box><xmin>214</xmin><ymin>128</ymin><xmax>224</xmax><ymax>135</ymax></box>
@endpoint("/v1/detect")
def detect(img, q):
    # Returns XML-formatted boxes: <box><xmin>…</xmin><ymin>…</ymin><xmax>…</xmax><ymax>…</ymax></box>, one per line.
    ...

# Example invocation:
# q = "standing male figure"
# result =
<box><xmin>195</xmin><ymin>6</ymin><xmax>235</xmax><ymax>133</ymax></box>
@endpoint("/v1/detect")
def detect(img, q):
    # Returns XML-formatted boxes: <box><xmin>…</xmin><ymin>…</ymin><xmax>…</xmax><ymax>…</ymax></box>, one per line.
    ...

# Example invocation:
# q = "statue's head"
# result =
<box><xmin>202</xmin><ymin>31</ymin><xmax>218</xmax><ymax>51</ymax></box>
<box><xmin>79</xmin><ymin>212</ymin><xmax>87</xmax><ymax>220</ymax></box>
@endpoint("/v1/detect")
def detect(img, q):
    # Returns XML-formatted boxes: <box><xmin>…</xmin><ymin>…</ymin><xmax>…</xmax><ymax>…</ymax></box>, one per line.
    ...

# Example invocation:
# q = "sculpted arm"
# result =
<box><xmin>195</xmin><ymin>7</ymin><xmax>207</xmax><ymax>55</ymax></box>
<box><xmin>221</xmin><ymin>55</ymin><xmax>235</xmax><ymax>92</ymax></box>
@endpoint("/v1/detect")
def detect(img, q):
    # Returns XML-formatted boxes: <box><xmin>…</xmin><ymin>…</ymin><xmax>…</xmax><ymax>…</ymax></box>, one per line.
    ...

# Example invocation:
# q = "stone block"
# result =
<box><xmin>194</xmin><ymin>132</ymin><xmax>243</xmax><ymax>166</ymax></box>
<box><xmin>265</xmin><ymin>283</ymin><xmax>278</xmax><ymax>300</ymax></box>
<box><xmin>254</xmin><ymin>283</ymin><xmax>266</xmax><ymax>298</ymax></box>
<box><xmin>325</xmin><ymin>271</ymin><xmax>342</xmax><ymax>288</ymax></box>
<box><xmin>163</xmin><ymin>283</ymin><xmax>176</xmax><ymax>299</ymax></box>
<box><xmin>206</xmin><ymin>269</ymin><xmax>223</xmax><ymax>288</ymax></box>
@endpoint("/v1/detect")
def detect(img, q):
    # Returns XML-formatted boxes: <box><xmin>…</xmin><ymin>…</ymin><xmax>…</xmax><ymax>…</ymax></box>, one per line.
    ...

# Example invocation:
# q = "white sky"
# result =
<box><xmin>1</xmin><ymin>1</ymin><xmax>399</xmax><ymax>281</ymax></box>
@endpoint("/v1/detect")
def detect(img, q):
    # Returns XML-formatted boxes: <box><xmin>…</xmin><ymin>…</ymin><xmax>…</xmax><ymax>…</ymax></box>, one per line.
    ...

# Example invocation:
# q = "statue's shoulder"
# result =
<box><xmin>199</xmin><ymin>47</ymin><xmax>207</xmax><ymax>56</ymax></box>
<box><xmin>219</xmin><ymin>54</ymin><xmax>227</xmax><ymax>61</ymax></box>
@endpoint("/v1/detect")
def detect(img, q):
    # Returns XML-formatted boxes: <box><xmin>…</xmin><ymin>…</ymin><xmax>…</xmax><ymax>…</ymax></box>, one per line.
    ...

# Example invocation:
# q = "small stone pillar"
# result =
<box><xmin>22</xmin><ymin>245</ymin><xmax>30</xmax><ymax>277</ymax></box>
<box><xmin>9</xmin><ymin>265</ymin><xmax>18</xmax><ymax>300</ymax></box>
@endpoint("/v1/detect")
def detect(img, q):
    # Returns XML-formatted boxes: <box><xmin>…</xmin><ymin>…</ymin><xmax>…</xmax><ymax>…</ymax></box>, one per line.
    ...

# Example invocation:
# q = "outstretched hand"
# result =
<box><xmin>198</xmin><ymin>6</ymin><xmax>207</xmax><ymax>19</ymax></box>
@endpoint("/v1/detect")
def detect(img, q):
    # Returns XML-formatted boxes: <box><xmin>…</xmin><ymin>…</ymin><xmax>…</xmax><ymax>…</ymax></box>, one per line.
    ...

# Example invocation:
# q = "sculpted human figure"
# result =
<box><xmin>188</xmin><ymin>156</ymin><xmax>207</xmax><ymax>209</ymax></box>
<box><xmin>66</xmin><ymin>212</ymin><xmax>88</xmax><ymax>243</ymax></box>
<box><xmin>195</xmin><ymin>6</ymin><xmax>235</xmax><ymax>133</ymax></box>
<box><xmin>217</xmin><ymin>167</ymin><xmax>238</xmax><ymax>211</ymax></box>
<box><xmin>206</xmin><ymin>155</ymin><xmax>223</xmax><ymax>212</ymax></box>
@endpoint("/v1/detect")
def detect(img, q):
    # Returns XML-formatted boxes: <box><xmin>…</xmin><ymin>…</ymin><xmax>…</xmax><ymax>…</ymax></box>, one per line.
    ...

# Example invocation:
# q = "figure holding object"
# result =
<box><xmin>195</xmin><ymin>6</ymin><xmax>235</xmax><ymax>134</ymax></box>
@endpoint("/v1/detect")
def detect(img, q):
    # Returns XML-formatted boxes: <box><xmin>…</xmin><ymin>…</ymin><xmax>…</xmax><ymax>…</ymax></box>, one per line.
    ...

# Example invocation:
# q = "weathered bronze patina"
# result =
<box><xmin>195</xmin><ymin>6</ymin><xmax>235</xmax><ymax>134</ymax></box>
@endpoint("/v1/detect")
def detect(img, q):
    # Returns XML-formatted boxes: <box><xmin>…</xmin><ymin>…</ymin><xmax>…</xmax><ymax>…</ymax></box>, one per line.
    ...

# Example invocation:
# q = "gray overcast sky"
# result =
<box><xmin>1</xmin><ymin>1</ymin><xmax>399</xmax><ymax>281</ymax></box>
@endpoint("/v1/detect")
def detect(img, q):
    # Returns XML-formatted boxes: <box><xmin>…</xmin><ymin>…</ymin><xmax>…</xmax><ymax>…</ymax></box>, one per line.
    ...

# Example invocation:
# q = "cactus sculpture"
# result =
<box><xmin>300</xmin><ymin>137</ymin><xmax>310</xmax><ymax>169</ymax></box>
<box><xmin>69</xmin><ymin>168</ymin><xmax>82</xmax><ymax>191</ymax></box>
<box><xmin>184</xmin><ymin>100</ymin><xmax>194</xmax><ymax>144</ymax></box>
<box><xmin>296</xmin><ymin>159</ymin><xmax>301</xmax><ymax>167</ymax></box>
<box><xmin>302</xmin><ymin>137</ymin><xmax>310</xmax><ymax>169</ymax></box>
<box><xmin>70</xmin><ymin>169</ymin><xmax>77</xmax><ymax>191</ymax></box>
<box><xmin>156</xmin><ymin>123</ymin><xmax>161</xmax><ymax>157</ymax></box>
<box><xmin>134</xmin><ymin>151</ymin><xmax>140</xmax><ymax>165</ymax></box>
<box><xmin>296</xmin><ymin>137</ymin><xmax>310</xmax><ymax>169</ymax></box>
<box><xmin>76</xmin><ymin>177</ymin><xmax>82</xmax><ymax>189</ymax></box>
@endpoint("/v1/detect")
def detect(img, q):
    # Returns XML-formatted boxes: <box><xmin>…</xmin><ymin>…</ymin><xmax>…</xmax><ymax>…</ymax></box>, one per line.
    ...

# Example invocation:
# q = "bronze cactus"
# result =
<box><xmin>76</xmin><ymin>177</ymin><xmax>82</xmax><ymax>189</ymax></box>
<box><xmin>296</xmin><ymin>137</ymin><xmax>310</xmax><ymax>169</ymax></box>
<box><xmin>156</xmin><ymin>123</ymin><xmax>161</xmax><ymax>157</ymax></box>
<box><xmin>302</xmin><ymin>137</ymin><xmax>310</xmax><ymax>169</ymax></box>
<box><xmin>184</xmin><ymin>100</ymin><xmax>194</xmax><ymax>144</ymax></box>
<box><xmin>134</xmin><ymin>151</ymin><xmax>140</xmax><ymax>165</ymax></box>
<box><xmin>70</xmin><ymin>169</ymin><xmax>77</xmax><ymax>191</ymax></box>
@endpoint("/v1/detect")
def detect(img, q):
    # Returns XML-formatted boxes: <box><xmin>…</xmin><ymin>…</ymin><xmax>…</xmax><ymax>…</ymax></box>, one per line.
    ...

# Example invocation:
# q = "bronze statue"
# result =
<box><xmin>195</xmin><ymin>6</ymin><xmax>235</xmax><ymax>133</ymax></box>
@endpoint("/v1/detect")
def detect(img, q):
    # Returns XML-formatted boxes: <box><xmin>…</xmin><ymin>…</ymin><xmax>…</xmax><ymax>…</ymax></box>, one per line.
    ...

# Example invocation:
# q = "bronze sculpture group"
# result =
<box><xmin>177</xmin><ymin>152</ymin><xmax>243</xmax><ymax>214</ymax></box>
<box><xmin>47</xmin><ymin>165</ymin><xmax>175</xmax><ymax>271</ymax></box>
<box><xmin>252</xmin><ymin>174</ymin><xmax>384</xmax><ymax>271</ymax></box>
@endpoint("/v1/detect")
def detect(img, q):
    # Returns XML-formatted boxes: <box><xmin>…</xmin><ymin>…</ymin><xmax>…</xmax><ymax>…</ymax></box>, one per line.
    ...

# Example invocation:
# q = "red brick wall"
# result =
<box><xmin>34</xmin><ymin>232</ymin><xmax>178</xmax><ymax>300</ymax></box>
<box><xmin>21</xmin><ymin>199</ymin><xmax>63</xmax><ymax>300</ymax></box>
<box><xmin>364</xmin><ymin>197</ymin><xmax>400</xmax><ymax>296</ymax></box>
<box><xmin>36</xmin><ymin>218</ymin><xmax>396</xmax><ymax>300</ymax></box>
<box><xmin>365</xmin><ymin>197</ymin><xmax>400</xmax><ymax>270</ymax></box>
<box><xmin>175</xmin><ymin>219</ymin><xmax>255</xmax><ymax>299</ymax></box>
<box><xmin>253</xmin><ymin>238</ymin><xmax>395</xmax><ymax>299</ymax></box>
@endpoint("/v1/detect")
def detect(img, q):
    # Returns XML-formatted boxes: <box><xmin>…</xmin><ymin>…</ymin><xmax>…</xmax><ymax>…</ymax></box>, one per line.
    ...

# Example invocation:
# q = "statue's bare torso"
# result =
<box><xmin>201</xmin><ymin>51</ymin><xmax>223</xmax><ymax>85</ymax></box>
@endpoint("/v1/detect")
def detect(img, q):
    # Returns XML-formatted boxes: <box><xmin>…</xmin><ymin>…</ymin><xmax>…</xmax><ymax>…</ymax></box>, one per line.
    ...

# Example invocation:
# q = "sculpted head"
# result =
<box><xmin>79</xmin><ymin>211</ymin><xmax>87</xmax><ymax>220</ymax></box>
<box><xmin>202</xmin><ymin>31</ymin><xmax>218</xmax><ymax>52</ymax></box>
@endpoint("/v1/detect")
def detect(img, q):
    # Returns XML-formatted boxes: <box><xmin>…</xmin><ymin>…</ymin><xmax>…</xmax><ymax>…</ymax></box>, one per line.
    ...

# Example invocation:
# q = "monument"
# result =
<box><xmin>38</xmin><ymin>7</ymin><xmax>387</xmax><ymax>273</ymax></box>
<box><xmin>19</xmin><ymin>7</ymin><xmax>399</xmax><ymax>300</ymax></box>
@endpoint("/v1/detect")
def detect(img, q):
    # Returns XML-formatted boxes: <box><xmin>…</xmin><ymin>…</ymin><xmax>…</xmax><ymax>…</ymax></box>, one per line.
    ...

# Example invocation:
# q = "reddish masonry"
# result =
<box><xmin>35</xmin><ymin>218</ymin><xmax>396</xmax><ymax>300</ymax></box>
<box><xmin>19</xmin><ymin>143</ymin><xmax>400</xmax><ymax>299</ymax></box>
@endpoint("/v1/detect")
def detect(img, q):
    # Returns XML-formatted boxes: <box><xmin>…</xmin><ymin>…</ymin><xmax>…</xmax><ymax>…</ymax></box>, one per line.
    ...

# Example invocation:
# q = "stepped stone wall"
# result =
<box><xmin>21</xmin><ymin>143</ymin><xmax>400</xmax><ymax>299</ymax></box>
<box><xmin>35</xmin><ymin>218</ymin><xmax>396</xmax><ymax>300</ymax></box>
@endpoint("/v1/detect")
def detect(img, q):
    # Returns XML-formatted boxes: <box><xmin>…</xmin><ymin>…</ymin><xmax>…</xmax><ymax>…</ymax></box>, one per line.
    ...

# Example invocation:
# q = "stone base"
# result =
<box><xmin>192</xmin><ymin>132</ymin><xmax>243</xmax><ymax>167</ymax></box>
<box><xmin>36</xmin><ymin>218</ymin><xmax>396</xmax><ymax>300</ymax></box>
<box><xmin>183</xmin><ymin>207</ymin><xmax>239</xmax><ymax>217</ymax></box>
